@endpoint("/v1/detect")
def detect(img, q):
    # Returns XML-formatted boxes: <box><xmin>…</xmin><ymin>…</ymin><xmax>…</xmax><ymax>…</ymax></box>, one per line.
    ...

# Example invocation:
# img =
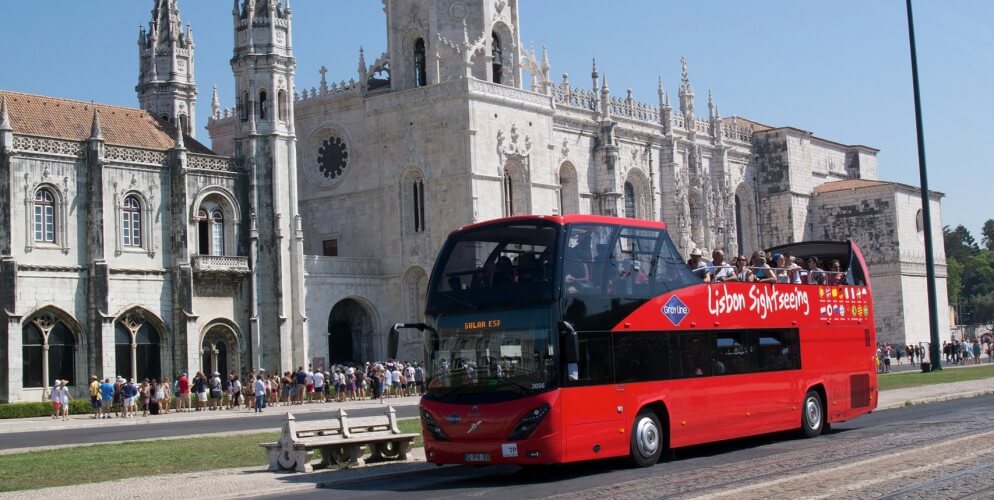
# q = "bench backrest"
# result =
<box><xmin>281</xmin><ymin>405</ymin><xmax>407</xmax><ymax>444</ymax></box>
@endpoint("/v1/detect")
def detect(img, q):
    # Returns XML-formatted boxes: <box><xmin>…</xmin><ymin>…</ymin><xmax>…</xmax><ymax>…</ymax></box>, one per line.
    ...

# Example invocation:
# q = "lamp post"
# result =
<box><xmin>906</xmin><ymin>0</ymin><xmax>942</xmax><ymax>370</ymax></box>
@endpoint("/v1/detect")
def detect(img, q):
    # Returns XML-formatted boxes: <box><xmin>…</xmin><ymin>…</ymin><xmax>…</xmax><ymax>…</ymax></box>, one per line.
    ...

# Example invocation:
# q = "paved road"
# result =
<box><xmin>0</xmin><ymin>404</ymin><xmax>420</xmax><ymax>450</ymax></box>
<box><xmin>267</xmin><ymin>395</ymin><xmax>994</xmax><ymax>499</ymax></box>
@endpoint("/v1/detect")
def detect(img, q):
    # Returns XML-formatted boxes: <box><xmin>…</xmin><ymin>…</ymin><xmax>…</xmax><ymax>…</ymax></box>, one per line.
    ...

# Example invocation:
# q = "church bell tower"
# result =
<box><xmin>137</xmin><ymin>0</ymin><xmax>197</xmax><ymax>137</ymax></box>
<box><xmin>231</xmin><ymin>0</ymin><xmax>307</xmax><ymax>373</ymax></box>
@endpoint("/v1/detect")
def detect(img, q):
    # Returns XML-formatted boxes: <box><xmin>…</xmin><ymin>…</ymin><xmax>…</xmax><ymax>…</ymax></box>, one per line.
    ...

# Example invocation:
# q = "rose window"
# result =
<box><xmin>317</xmin><ymin>136</ymin><xmax>349</xmax><ymax>180</ymax></box>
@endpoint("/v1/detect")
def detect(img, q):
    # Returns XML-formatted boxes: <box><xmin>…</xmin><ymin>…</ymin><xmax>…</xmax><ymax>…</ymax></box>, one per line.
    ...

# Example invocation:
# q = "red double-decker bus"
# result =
<box><xmin>394</xmin><ymin>215</ymin><xmax>877</xmax><ymax>467</ymax></box>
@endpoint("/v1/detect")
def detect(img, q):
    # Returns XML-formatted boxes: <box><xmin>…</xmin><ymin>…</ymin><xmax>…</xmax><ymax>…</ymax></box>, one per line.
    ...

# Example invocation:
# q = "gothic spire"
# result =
<box><xmin>358</xmin><ymin>46</ymin><xmax>367</xmax><ymax>80</ymax></box>
<box><xmin>0</xmin><ymin>96</ymin><xmax>9</xmax><ymax>130</ymax></box>
<box><xmin>89</xmin><ymin>110</ymin><xmax>103</xmax><ymax>141</ymax></box>
<box><xmin>173</xmin><ymin>119</ymin><xmax>185</xmax><ymax>149</ymax></box>
<box><xmin>211</xmin><ymin>84</ymin><xmax>221</xmax><ymax>119</ymax></box>
<box><xmin>678</xmin><ymin>56</ymin><xmax>695</xmax><ymax>116</ymax></box>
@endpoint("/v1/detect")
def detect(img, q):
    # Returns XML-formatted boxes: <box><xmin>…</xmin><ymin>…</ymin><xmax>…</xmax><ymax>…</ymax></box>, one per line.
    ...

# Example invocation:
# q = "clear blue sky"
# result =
<box><xmin>2</xmin><ymin>1</ymin><xmax>990</xmax><ymax>239</ymax></box>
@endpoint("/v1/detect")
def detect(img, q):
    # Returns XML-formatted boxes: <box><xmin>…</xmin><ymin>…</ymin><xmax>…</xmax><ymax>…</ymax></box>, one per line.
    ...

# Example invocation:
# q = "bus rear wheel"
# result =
<box><xmin>630</xmin><ymin>410</ymin><xmax>663</xmax><ymax>467</ymax></box>
<box><xmin>801</xmin><ymin>390</ymin><xmax>824</xmax><ymax>438</ymax></box>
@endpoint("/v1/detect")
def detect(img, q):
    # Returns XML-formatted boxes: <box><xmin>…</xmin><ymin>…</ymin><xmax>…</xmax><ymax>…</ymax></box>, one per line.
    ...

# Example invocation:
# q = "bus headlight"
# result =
<box><xmin>420</xmin><ymin>409</ymin><xmax>449</xmax><ymax>441</ymax></box>
<box><xmin>508</xmin><ymin>404</ymin><xmax>551</xmax><ymax>441</ymax></box>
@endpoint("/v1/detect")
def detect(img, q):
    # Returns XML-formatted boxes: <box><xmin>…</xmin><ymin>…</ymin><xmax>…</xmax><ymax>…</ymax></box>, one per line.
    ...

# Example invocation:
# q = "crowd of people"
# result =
<box><xmin>60</xmin><ymin>361</ymin><xmax>425</xmax><ymax>421</ymax></box>
<box><xmin>874</xmin><ymin>339</ymin><xmax>994</xmax><ymax>373</ymax></box>
<box><xmin>688</xmin><ymin>248</ymin><xmax>848</xmax><ymax>285</ymax></box>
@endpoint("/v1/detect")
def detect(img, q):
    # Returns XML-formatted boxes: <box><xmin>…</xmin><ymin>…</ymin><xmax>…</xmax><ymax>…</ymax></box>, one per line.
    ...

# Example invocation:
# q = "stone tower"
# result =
<box><xmin>137</xmin><ymin>0</ymin><xmax>198</xmax><ymax>137</ymax></box>
<box><xmin>231</xmin><ymin>0</ymin><xmax>307</xmax><ymax>373</ymax></box>
<box><xmin>383</xmin><ymin>0</ymin><xmax>522</xmax><ymax>89</ymax></box>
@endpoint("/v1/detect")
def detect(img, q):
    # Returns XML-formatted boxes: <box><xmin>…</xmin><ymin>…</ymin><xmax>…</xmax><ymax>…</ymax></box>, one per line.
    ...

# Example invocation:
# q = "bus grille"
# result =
<box><xmin>850</xmin><ymin>374</ymin><xmax>871</xmax><ymax>408</ymax></box>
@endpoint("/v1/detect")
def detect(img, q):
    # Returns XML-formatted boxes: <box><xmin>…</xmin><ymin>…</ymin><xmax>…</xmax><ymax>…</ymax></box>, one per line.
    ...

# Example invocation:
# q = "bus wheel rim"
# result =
<box><xmin>806</xmin><ymin>397</ymin><xmax>821</xmax><ymax>429</ymax></box>
<box><xmin>636</xmin><ymin>417</ymin><xmax>659</xmax><ymax>457</ymax></box>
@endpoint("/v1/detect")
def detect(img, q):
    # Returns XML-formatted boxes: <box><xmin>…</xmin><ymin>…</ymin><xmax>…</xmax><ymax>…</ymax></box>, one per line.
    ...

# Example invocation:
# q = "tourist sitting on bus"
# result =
<box><xmin>750</xmin><ymin>250</ymin><xmax>777</xmax><ymax>283</ymax></box>
<box><xmin>772</xmin><ymin>253</ymin><xmax>791</xmax><ymax>283</ymax></box>
<box><xmin>516</xmin><ymin>251</ymin><xmax>541</xmax><ymax>284</ymax></box>
<box><xmin>564</xmin><ymin>233</ymin><xmax>592</xmax><ymax>294</ymax></box>
<box><xmin>707</xmin><ymin>249</ymin><xmax>735</xmax><ymax>282</ymax></box>
<box><xmin>803</xmin><ymin>256</ymin><xmax>826</xmax><ymax>285</ymax></box>
<box><xmin>687</xmin><ymin>248</ymin><xmax>707</xmax><ymax>278</ymax></box>
<box><xmin>783</xmin><ymin>252</ymin><xmax>803</xmax><ymax>284</ymax></box>
<box><xmin>470</xmin><ymin>267</ymin><xmax>488</xmax><ymax>289</ymax></box>
<box><xmin>447</xmin><ymin>275</ymin><xmax>464</xmax><ymax>291</ymax></box>
<box><xmin>826</xmin><ymin>259</ymin><xmax>846</xmax><ymax>285</ymax></box>
<box><xmin>733</xmin><ymin>255</ymin><xmax>754</xmax><ymax>282</ymax></box>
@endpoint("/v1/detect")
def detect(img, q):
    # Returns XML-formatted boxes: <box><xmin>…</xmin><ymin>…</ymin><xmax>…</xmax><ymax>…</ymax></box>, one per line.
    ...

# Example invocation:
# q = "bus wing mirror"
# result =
<box><xmin>388</xmin><ymin>324</ymin><xmax>401</xmax><ymax>360</ymax></box>
<box><xmin>560</xmin><ymin>321</ymin><xmax>579</xmax><ymax>364</ymax></box>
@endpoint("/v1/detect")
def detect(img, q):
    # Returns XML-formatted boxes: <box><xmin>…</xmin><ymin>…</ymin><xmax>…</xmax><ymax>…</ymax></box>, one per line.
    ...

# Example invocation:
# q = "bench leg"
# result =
<box><xmin>368</xmin><ymin>443</ymin><xmax>385</xmax><ymax>462</ymax></box>
<box><xmin>345</xmin><ymin>444</ymin><xmax>364</xmax><ymax>467</ymax></box>
<box><xmin>294</xmin><ymin>450</ymin><xmax>313</xmax><ymax>473</ymax></box>
<box><xmin>318</xmin><ymin>447</ymin><xmax>333</xmax><ymax>469</ymax></box>
<box><xmin>266</xmin><ymin>447</ymin><xmax>282</xmax><ymax>471</ymax></box>
<box><xmin>397</xmin><ymin>440</ymin><xmax>412</xmax><ymax>461</ymax></box>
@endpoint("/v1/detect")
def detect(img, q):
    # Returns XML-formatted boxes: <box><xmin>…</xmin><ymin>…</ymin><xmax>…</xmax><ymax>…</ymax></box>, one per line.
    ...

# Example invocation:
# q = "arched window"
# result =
<box><xmin>22</xmin><ymin>313</ymin><xmax>77</xmax><ymax>389</ymax></box>
<box><xmin>278</xmin><ymin>90</ymin><xmax>288</xmax><ymax>122</ymax></box>
<box><xmin>259</xmin><ymin>90</ymin><xmax>268</xmax><ymax>120</ymax></box>
<box><xmin>412</xmin><ymin>178</ymin><xmax>425</xmax><ymax>233</ymax></box>
<box><xmin>197</xmin><ymin>209</ymin><xmax>210</xmax><ymax>255</ymax></box>
<box><xmin>115</xmin><ymin>324</ymin><xmax>132</xmax><ymax>381</ymax></box>
<box><xmin>503</xmin><ymin>167</ymin><xmax>514</xmax><ymax>216</ymax></box>
<box><xmin>34</xmin><ymin>189</ymin><xmax>56</xmax><ymax>243</ymax></box>
<box><xmin>414</xmin><ymin>38</ymin><xmax>427</xmax><ymax>87</ymax></box>
<box><xmin>211</xmin><ymin>210</ymin><xmax>225</xmax><ymax>256</ymax></box>
<box><xmin>135</xmin><ymin>323</ymin><xmax>161</xmax><ymax>382</ymax></box>
<box><xmin>202</xmin><ymin>339</ymin><xmax>228</xmax><ymax>378</ymax></box>
<box><xmin>239</xmin><ymin>92</ymin><xmax>249</xmax><ymax>122</ymax></box>
<box><xmin>491</xmin><ymin>32</ymin><xmax>503</xmax><ymax>85</ymax></box>
<box><xmin>559</xmin><ymin>163</ymin><xmax>579</xmax><ymax>215</ymax></box>
<box><xmin>122</xmin><ymin>196</ymin><xmax>142</xmax><ymax>248</ymax></box>
<box><xmin>21</xmin><ymin>323</ymin><xmax>44</xmax><ymax>388</ymax></box>
<box><xmin>624</xmin><ymin>182</ymin><xmax>636</xmax><ymax>219</ymax></box>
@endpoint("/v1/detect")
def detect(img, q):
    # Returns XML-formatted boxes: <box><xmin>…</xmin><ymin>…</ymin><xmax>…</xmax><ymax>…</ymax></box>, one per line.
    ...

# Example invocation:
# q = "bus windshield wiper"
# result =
<box><xmin>438</xmin><ymin>291</ymin><xmax>480</xmax><ymax>310</ymax></box>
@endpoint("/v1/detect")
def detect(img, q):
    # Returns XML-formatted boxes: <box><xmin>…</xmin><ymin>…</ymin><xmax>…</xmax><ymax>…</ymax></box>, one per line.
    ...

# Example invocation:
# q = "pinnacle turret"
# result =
<box><xmin>0</xmin><ymin>95</ymin><xmax>11</xmax><ymax>131</ymax></box>
<box><xmin>138</xmin><ymin>0</ymin><xmax>197</xmax><ymax>138</ymax></box>
<box><xmin>89</xmin><ymin>110</ymin><xmax>103</xmax><ymax>141</ymax></box>
<box><xmin>678</xmin><ymin>56</ymin><xmax>695</xmax><ymax>116</ymax></box>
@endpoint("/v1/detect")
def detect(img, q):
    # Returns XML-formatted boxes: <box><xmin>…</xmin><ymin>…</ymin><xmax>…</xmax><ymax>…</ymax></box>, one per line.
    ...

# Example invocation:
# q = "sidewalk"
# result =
<box><xmin>1</xmin><ymin>379</ymin><xmax>992</xmax><ymax>499</ymax></box>
<box><xmin>0</xmin><ymin>395</ymin><xmax>422</xmax><ymax>435</ymax></box>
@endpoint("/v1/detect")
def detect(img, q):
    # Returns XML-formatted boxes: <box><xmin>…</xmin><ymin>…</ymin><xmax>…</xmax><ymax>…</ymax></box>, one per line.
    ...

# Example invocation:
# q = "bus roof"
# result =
<box><xmin>453</xmin><ymin>215</ymin><xmax>668</xmax><ymax>234</ymax></box>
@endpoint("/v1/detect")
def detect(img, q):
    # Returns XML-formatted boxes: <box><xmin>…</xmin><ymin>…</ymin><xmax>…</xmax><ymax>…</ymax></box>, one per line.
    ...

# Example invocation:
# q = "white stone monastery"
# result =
<box><xmin>0</xmin><ymin>0</ymin><xmax>947</xmax><ymax>402</ymax></box>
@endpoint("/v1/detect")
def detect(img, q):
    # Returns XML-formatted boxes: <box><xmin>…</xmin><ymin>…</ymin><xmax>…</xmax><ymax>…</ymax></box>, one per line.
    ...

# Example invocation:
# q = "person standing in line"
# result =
<box><xmin>254</xmin><ymin>375</ymin><xmax>266</xmax><ymax>413</ymax></box>
<box><xmin>50</xmin><ymin>380</ymin><xmax>63</xmax><ymax>419</ymax></box>
<box><xmin>208</xmin><ymin>372</ymin><xmax>222</xmax><ymax>410</ymax></box>
<box><xmin>312</xmin><ymin>369</ymin><xmax>325</xmax><ymax>404</ymax></box>
<box><xmin>176</xmin><ymin>373</ymin><xmax>190</xmax><ymax>412</ymax></box>
<box><xmin>415</xmin><ymin>363</ymin><xmax>425</xmax><ymax>396</ymax></box>
<box><xmin>160</xmin><ymin>379</ymin><xmax>172</xmax><ymax>414</ymax></box>
<box><xmin>58</xmin><ymin>380</ymin><xmax>72</xmax><ymax>421</ymax></box>
<box><xmin>405</xmin><ymin>363</ymin><xmax>416</xmax><ymax>397</ymax></box>
<box><xmin>88</xmin><ymin>375</ymin><xmax>101</xmax><ymax>419</ymax></box>
<box><xmin>139</xmin><ymin>379</ymin><xmax>150</xmax><ymax>417</ymax></box>
<box><xmin>99</xmin><ymin>377</ymin><xmax>115</xmax><ymax>419</ymax></box>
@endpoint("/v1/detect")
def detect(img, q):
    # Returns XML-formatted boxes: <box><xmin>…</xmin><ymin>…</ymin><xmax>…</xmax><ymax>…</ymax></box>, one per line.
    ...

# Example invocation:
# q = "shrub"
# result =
<box><xmin>0</xmin><ymin>399</ymin><xmax>94</xmax><ymax>419</ymax></box>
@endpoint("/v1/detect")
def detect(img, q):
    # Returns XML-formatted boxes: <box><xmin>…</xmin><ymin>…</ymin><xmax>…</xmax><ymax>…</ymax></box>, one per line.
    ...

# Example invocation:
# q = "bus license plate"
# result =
<box><xmin>464</xmin><ymin>453</ymin><xmax>491</xmax><ymax>462</ymax></box>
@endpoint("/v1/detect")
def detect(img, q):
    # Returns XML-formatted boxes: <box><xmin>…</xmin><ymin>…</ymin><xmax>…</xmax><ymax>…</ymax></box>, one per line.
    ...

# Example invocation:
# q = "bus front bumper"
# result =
<box><xmin>424</xmin><ymin>433</ymin><xmax>563</xmax><ymax>465</ymax></box>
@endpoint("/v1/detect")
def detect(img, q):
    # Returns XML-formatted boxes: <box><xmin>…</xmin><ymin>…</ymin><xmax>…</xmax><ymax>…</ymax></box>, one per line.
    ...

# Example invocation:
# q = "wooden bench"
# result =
<box><xmin>261</xmin><ymin>405</ymin><xmax>419</xmax><ymax>472</ymax></box>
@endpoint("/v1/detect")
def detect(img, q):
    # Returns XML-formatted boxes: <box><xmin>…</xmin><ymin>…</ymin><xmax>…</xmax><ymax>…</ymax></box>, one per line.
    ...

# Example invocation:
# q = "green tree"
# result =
<box><xmin>946</xmin><ymin>257</ymin><xmax>963</xmax><ymax>304</ymax></box>
<box><xmin>982</xmin><ymin>219</ymin><xmax>994</xmax><ymax>251</ymax></box>
<box><xmin>944</xmin><ymin>225</ymin><xmax>979</xmax><ymax>262</ymax></box>
<box><xmin>961</xmin><ymin>251</ymin><xmax>994</xmax><ymax>300</ymax></box>
<box><xmin>968</xmin><ymin>292</ymin><xmax>994</xmax><ymax>324</ymax></box>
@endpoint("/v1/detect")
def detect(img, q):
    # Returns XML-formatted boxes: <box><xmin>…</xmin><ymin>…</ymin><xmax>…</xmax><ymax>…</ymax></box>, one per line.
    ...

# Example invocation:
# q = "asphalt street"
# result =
<box><xmin>263</xmin><ymin>395</ymin><xmax>994</xmax><ymax>499</ymax></box>
<box><xmin>0</xmin><ymin>404</ymin><xmax>420</xmax><ymax>450</ymax></box>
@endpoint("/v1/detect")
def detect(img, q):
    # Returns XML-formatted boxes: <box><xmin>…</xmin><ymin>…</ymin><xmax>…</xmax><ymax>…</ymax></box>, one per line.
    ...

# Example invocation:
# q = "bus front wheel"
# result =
<box><xmin>630</xmin><ymin>410</ymin><xmax>663</xmax><ymax>467</ymax></box>
<box><xmin>801</xmin><ymin>390</ymin><xmax>824</xmax><ymax>438</ymax></box>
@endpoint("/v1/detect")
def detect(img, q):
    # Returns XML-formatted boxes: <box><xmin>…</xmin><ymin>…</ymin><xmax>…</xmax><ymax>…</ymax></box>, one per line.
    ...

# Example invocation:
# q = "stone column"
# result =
<box><xmin>130</xmin><ymin>342</ymin><xmax>138</xmax><ymax>381</ymax></box>
<box><xmin>4</xmin><ymin>314</ymin><xmax>22</xmax><ymax>402</ymax></box>
<box><xmin>99</xmin><ymin>319</ymin><xmax>115</xmax><ymax>381</ymax></box>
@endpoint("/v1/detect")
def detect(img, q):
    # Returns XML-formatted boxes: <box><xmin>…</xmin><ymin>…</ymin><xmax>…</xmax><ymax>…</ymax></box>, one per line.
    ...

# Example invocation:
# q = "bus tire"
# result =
<box><xmin>801</xmin><ymin>390</ymin><xmax>824</xmax><ymax>438</ymax></box>
<box><xmin>630</xmin><ymin>410</ymin><xmax>663</xmax><ymax>467</ymax></box>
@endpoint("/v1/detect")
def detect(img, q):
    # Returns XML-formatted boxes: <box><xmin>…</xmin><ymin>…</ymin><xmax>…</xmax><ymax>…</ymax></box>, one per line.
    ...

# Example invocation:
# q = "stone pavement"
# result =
<box><xmin>0</xmin><ymin>394</ymin><xmax>422</xmax><ymax>435</ymax></box>
<box><xmin>1</xmin><ymin>379</ymin><xmax>992</xmax><ymax>499</ymax></box>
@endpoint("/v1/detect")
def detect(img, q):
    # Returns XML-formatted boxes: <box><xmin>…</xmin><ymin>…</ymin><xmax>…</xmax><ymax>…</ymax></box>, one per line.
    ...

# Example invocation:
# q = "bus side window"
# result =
<box><xmin>671</xmin><ymin>332</ymin><xmax>709</xmax><ymax>378</ymax></box>
<box><xmin>751</xmin><ymin>329</ymin><xmax>801</xmax><ymax>371</ymax></box>
<box><xmin>847</xmin><ymin>249</ymin><xmax>868</xmax><ymax>286</ymax></box>
<box><xmin>571</xmin><ymin>331</ymin><xmax>614</xmax><ymax>385</ymax></box>
<box><xmin>614</xmin><ymin>331</ymin><xmax>670</xmax><ymax>383</ymax></box>
<box><xmin>713</xmin><ymin>331</ymin><xmax>749</xmax><ymax>376</ymax></box>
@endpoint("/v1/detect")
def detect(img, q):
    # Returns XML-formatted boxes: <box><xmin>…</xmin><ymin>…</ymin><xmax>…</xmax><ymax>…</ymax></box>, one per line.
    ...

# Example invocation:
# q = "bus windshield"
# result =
<box><xmin>426</xmin><ymin>222</ymin><xmax>559</xmax><ymax>313</ymax></box>
<box><xmin>424</xmin><ymin>308</ymin><xmax>557</xmax><ymax>404</ymax></box>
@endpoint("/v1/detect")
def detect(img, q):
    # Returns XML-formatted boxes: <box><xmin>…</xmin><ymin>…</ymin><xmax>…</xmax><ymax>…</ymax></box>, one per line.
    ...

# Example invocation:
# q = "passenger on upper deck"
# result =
<box><xmin>804</xmin><ymin>256</ymin><xmax>826</xmax><ymax>285</ymax></box>
<box><xmin>772</xmin><ymin>253</ymin><xmax>791</xmax><ymax>283</ymax></box>
<box><xmin>826</xmin><ymin>259</ymin><xmax>846</xmax><ymax>285</ymax></box>
<box><xmin>707</xmin><ymin>249</ymin><xmax>735</xmax><ymax>282</ymax></box>
<box><xmin>687</xmin><ymin>248</ymin><xmax>707</xmax><ymax>278</ymax></box>
<box><xmin>733</xmin><ymin>255</ymin><xmax>755</xmax><ymax>282</ymax></box>
<box><xmin>750</xmin><ymin>250</ymin><xmax>777</xmax><ymax>284</ymax></box>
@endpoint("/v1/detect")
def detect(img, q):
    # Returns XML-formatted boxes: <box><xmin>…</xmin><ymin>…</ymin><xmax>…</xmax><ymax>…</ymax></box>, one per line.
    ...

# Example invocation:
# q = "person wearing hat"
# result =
<box><xmin>687</xmin><ymin>248</ymin><xmax>707</xmax><ymax>278</ymax></box>
<box><xmin>772</xmin><ymin>253</ymin><xmax>790</xmax><ymax>283</ymax></box>
<box><xmin>209</xmin><ymin>372</ymin><xmax>223</xmax><ymax>410</ymax></box>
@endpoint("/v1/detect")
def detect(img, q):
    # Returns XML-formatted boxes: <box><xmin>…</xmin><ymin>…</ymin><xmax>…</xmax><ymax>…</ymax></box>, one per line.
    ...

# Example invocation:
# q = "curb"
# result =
<box><xmin>877</xmin><ymin>389</ymin><xmax>994</xmax><ymax>411</ymax></box>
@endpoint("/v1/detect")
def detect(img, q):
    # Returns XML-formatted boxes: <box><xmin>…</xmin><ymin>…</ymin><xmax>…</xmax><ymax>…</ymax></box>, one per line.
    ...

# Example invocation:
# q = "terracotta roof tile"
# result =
<box><xmin>0</xmin><ymin>90</ymin><xmax>216</xmax><ymax>155</ymax></box>
<box><xmin>812</xmin><ymin>179</ymin><xmax>891</xmax><ymax>194</ymax></box>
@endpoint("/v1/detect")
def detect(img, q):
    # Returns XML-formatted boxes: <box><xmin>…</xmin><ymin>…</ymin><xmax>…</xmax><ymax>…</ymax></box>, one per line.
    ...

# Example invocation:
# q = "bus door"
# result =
<box><xmin>560</xmin><ymin>330</ymin><xmax>628</xmax><ymax>461</ymax></box>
